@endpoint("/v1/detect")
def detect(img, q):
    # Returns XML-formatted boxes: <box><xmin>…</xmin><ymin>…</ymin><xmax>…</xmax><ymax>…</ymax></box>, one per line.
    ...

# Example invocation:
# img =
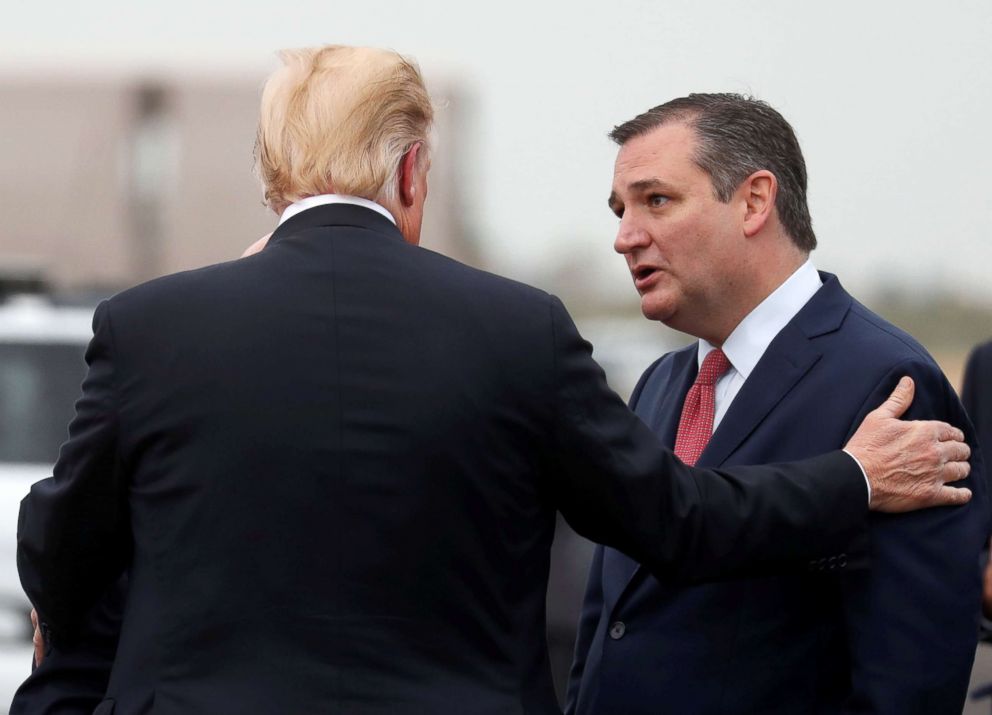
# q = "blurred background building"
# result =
<box><xmin>0</xmin><ymin>74</ymin><xmax>477</xmax><ymax>291</ymax></box>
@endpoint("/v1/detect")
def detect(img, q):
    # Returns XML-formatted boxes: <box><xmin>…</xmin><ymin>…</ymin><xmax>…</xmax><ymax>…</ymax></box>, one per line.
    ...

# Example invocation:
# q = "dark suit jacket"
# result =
<box><xmin>9</xmin><ymin>578</ymin><xmax>125</xmax><ymax>715</ymax></box>
<box><xmin>963</xmin><ymin>339</ymin><xmax>992</xmax><ymax>474</ymax></box>
<box><xmin>15</xmin><ymin>206</ymin><xmax>870</xmax><ymax>715</ymax></box>
<box><xmin>567</xmin><ymin>274</ymin><xmax>989</xmax><ymax>715</ymax></box>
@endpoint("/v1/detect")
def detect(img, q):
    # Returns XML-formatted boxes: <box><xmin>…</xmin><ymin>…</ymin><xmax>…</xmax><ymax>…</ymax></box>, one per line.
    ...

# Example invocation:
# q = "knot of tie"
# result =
<box><xmin>697</xmin><ymin>348</ymin><xmax>731</xmax><ymax>386</ymax></box>
<box><xmin>674</xmin><ymin>347</ymin><xmax>732</xmax><ymax>466</ymax></box>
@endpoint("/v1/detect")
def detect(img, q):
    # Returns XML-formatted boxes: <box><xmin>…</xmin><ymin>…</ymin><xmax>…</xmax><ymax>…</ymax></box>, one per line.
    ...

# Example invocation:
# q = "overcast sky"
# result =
<box><xmin>2</xmin><ymin>0</ymin><xmax>990</xmax><ymax>302</ymax></box>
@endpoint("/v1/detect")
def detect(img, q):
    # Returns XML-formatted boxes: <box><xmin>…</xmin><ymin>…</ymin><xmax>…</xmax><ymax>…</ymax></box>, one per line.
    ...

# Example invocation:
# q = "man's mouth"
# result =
<box><xmin>632</xmin><ymin>266</ymin><xmax>660</xmax><ymax>290</ymax></box>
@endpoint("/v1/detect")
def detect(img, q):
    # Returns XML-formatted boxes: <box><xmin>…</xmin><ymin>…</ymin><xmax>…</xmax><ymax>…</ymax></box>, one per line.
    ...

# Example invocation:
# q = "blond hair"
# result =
<box><xmin>255</xmin><ymin>45</ymin><xmax>434</xmax><ymax>213</ymax></box>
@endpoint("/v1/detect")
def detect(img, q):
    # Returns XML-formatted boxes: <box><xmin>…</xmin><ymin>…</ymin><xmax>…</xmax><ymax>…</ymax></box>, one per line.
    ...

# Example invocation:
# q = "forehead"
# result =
<box><xmin>612</xmin><ymin>122</ymin><xmax>705</xmax><ymax>191</ymax></box>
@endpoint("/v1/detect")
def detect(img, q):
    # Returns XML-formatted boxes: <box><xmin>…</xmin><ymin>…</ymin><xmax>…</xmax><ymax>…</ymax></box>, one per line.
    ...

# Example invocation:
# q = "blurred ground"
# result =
<box><xmin>964</xmin><ymin>645</ymin><xmax>992</xmax><ymax>715</ymax></box>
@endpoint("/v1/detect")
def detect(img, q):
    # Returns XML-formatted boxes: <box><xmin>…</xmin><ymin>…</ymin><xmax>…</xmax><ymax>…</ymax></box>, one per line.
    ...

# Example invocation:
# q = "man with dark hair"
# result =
<box><xmin>566</xmin><ymin>94</ymin><xmax>989</xmax><ymax>715</ymax></box>
<box><xmin>608</xmin><ymin>94</ymin><xmax>816</xmax><ymax>252</ymax></box>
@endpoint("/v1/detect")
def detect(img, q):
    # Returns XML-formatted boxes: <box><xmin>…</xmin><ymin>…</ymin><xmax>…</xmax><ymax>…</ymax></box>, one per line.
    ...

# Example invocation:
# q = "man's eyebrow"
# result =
<box><xmin>629</xmin><ymin>178</ymin><xmax>674</xmax><ymax>193</ymax></box>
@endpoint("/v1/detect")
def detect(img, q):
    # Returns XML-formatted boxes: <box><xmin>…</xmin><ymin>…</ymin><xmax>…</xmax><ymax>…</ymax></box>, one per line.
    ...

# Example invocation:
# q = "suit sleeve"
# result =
<box><xmin>9</xmin><ymin>577</ymin><xmax>126</xmax><ymax>715</ymax></box>
<box><xmin>17</xmin><ymin>300</ymin><xmax>131</xmax><ymax>642</ymax></box>
<box><xmin>840</xmin><ymin>359</ymin><xmax>989</xmax><ymax>715</ymax></box>
<box><xmin>564</xmin><ymin>357</ymin><xmax>665</xmax><ymax>714</ymax></box>
<box><xmin>544</xmin><ymin>296</ymin><xmax>869</xmax><ymax>583</ymax></box>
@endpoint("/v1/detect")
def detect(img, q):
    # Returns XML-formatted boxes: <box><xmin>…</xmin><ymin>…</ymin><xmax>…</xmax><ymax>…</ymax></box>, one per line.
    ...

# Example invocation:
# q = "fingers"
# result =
<box><xmin>241</xmin><ymin>233</ymin><xmax>271</xmax><ymax>258</ymax></box>
<box><xmin>31</xmin><ymin>609</ymin><xmax>43</xmax><ymax>667</ymax></box>
<box><xmin>937</xmin><ymin>439</ymin><xmax>971</xmax><ymax>465</ymax></box>
<box><xmin>33</xmin><ymin>632</ymin><xmax>42</xmax><ymax>667</ymax></box>
<box><xmin>931</xmin><ymin>421</ymin><xmax>966</xmax><ymax>443</ymax></box>
<box><xmin>872</xmin><ymin>376</ymin><xmax>915</xmax><ymax>419</ymax></box>
<box><xmin>900</xmin><ymin>419</ymin><xmax>967</xmax><ymax>456</ymax></box>
<box><xmin>941</xmin><ymin>459</ymin><xmax>971</xmax><ymax>482</ymax></box>
<box><xmin>933</xmin><ymin>485</ymin><xmax>973</xmax><ymax>506</ymax></box>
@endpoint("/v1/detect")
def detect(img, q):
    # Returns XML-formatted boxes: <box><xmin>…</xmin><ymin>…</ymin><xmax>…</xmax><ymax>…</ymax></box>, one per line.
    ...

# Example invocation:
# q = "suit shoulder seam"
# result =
<box><xmin>846</xmin><ymin>304</ymin><xmax>934</xmax><ymax>364</ymax></box>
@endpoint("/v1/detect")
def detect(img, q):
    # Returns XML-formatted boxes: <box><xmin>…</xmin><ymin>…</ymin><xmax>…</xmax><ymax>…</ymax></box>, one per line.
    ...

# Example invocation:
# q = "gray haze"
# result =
<box><xmin>2</xmin><ymin>0</ymin><xmax>990</xmax><ymax>302</ymax></box>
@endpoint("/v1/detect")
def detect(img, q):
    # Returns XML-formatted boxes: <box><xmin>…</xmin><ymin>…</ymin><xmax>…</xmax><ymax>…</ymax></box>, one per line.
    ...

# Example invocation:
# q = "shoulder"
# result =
<box><xmin>818</xmin><ymin>298</ymin><xmax>948</xmax><ymax>402</ymax></box>
<box><xmin>962</xmin><ymin>339</ymin><xmax>992</xmax><ymax>415</ymax></box>
<box><xmin>843</xmin><ymin>300</ymin><xmax>938</xmax><ymax>370</ymax></box>
<box><xmin>106</xmin><ymin>259</ymin><xmax>243</xmax><ymax>315</ymax></box>
<box><xmin>407</xmin><ymin>247</ymin><xmax>572</xmax><ymax>344</ymax></box>
<box><xmin>414</xmin><ymin>246</ymin><xmax>556</xmax><ymax>307</ymax></box>
<box><xmin>828</xmin><ymin>301</ymin><xmax>966</xmax><ymax>431</ymax></box>
<box><xmin>796</xmin><ymin>287</ymin><xmax>958</xmax><ymax>422</ymax></box>
<box><xmin>966</xmin><ymin>338</ymin><xmax>992</xmax><ymax>373</ymax></box>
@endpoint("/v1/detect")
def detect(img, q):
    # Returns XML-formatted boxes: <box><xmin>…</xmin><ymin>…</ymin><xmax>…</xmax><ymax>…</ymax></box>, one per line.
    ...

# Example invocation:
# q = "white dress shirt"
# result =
<box><xmin>698</xmin><ymin>260</ymin><xmax>822</xmax><ymax>431</ymax></box>
<box><xmin>278</xmin><ymin>194</ymin><xmax>396</xmax><ymax>226</ymax></box>
<box><xmin>694</xmin><ymin>261</ymin><xmax>871</xmax><ymax>501</ymax></box>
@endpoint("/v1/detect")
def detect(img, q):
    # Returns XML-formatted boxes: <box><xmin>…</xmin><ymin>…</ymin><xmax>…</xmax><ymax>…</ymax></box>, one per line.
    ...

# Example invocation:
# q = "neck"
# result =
<box><xmin>697</xmin><ymin>246</ymin><xmax>809</xmax><ymax>346</ymax></box>
<box><xmin>385</xmin><ymin>202</ymin><xmax>421</xmax><ymax>246</ymax></box>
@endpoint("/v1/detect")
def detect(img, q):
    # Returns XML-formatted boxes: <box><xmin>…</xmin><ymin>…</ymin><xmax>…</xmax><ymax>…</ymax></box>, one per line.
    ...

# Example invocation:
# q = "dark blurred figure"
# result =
<box><xmin>964</xmin><ymin>340</ymin><xmax>992</xmax><ymax>486</ymax></box>
<box><xmin>962</xmin><ymin>339</ymin><xmax>992</xmax><ymax>623</ymax></box>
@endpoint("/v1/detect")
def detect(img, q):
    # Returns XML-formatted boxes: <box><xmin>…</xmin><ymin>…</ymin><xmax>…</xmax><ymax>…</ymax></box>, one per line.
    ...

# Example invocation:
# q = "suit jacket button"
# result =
<box><xmin>609</xmin><ymin>621</ymin><xmax>626</xmax><ymax>640</ymax></box>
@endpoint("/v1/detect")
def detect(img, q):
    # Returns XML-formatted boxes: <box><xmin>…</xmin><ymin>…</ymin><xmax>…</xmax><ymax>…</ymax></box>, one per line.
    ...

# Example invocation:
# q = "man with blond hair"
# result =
<box><xmin>13</xmin><ymin>47</ymin><xmax>971</xmax><ymax>715</ymax></box>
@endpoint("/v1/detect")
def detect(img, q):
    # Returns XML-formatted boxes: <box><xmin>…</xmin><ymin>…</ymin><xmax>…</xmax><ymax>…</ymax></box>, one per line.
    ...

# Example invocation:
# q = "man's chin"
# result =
<box><xmin>639</xmin><ymin>298</ymin><xmax>677</xmax><ymax>325</ymax></box>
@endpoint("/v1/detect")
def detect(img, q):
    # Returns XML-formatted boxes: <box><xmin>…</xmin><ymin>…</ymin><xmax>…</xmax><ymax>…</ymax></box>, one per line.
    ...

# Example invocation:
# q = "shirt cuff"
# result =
<box><xmin>842</xmin><ymin>448</ymin><xmax>871</xmax><ymax>506</ymax></box>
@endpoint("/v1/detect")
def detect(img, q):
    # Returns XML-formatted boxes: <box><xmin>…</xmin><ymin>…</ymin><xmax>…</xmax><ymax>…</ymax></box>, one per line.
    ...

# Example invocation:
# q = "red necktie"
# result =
<box><xmin>673</xmin><ymin>348</ymin><xmax>732</xmax><ymax>466</ymax></box>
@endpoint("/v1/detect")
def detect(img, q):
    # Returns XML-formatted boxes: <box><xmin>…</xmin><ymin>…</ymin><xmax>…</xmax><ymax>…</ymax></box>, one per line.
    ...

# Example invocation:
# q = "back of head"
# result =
<box><xmin>610</xmin><ymin>93</ymin><xmax>816</xmax><ymax>252</ymax></box>
<box><xmin>255</xmin><ymin>45</ymin><xmax>434</xmax><ymax>213</ymax></box>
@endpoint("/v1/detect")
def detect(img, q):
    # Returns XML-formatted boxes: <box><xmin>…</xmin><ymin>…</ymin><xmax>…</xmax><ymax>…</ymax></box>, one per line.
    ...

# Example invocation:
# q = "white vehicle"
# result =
<box><xmin>0</xmin><ymin>295</ymin><xmax>93</xmax><ymax>642</ymax></box>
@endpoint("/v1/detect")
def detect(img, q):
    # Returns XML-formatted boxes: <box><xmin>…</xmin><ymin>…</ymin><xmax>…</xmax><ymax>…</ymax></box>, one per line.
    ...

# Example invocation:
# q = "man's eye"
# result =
<box><xmin>648</xmin><ymin>194</ymin><xmax>669</xmax><ymax>208</ymax></box>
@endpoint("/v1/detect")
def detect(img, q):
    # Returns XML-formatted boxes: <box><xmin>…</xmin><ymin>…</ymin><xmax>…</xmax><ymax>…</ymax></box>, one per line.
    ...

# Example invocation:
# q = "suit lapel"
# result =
<box><xmin>638</xmin><ymin>348</ymin><xmax>698</xmax><ymax>450</ymax></box>
<box><xmin>700</xmin><ymin>274</ymin><xmax>851</xmax><ymax>466</ymax></box>
<box><xmin>611</xmin><ymin>273</ymin><xmax>853</xmax><ymax>603</ymax></box>
<box><xmin>699</xmin><ymin>323</ymin><xmax>821</xmax><ymax>467</ymax></box>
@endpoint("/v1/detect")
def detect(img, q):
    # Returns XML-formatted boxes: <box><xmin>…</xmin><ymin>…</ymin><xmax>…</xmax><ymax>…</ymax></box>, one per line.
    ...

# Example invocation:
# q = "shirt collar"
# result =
<box><xmin>698</xmin><ymin>260</ymin><xmax>822</xmax><ymax>379</ymax></box>
<box><xmin>278</xmin><ymin>194</ymin><xmax>396</xmax><ymax>226</ymax></box>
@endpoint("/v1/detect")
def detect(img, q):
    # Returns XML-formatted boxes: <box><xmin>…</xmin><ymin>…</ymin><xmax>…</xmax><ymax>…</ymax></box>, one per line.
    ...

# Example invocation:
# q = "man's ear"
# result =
<box><xmin>399</xmin><ymin>142</ymin><xmax>423</xmax><ymax>208</ymax></box>
<box><xmin>741</xmin><ymin>170</ymin><xmax>777</xmax><ymax>238</ymax></box>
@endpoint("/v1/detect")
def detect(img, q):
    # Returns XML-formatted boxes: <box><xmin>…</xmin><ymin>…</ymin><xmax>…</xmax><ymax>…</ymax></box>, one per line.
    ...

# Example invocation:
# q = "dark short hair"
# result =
<box><xmin>610</xmin><ymin>93</ymin><xmax>816</xmax><ymax>251</ymax></box>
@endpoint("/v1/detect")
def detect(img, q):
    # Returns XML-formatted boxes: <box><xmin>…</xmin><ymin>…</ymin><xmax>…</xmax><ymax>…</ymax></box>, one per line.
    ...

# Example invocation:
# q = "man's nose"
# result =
<box><xmin>614</xmin><ymin>216</ymin><xmax>651</xmax><ymax>254</ymax></box>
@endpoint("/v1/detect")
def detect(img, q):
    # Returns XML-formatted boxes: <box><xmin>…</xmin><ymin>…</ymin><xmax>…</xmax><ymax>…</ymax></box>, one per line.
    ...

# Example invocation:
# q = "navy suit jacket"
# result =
<box><xmin>13</xmin><ymin>207</ymin><xmax>869</xmax><ymax>715</ymax></box>
<box><xmin>567</xmin><ymin>274</ymin><xmax>989</xmax><ymax>715</ymax></box>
